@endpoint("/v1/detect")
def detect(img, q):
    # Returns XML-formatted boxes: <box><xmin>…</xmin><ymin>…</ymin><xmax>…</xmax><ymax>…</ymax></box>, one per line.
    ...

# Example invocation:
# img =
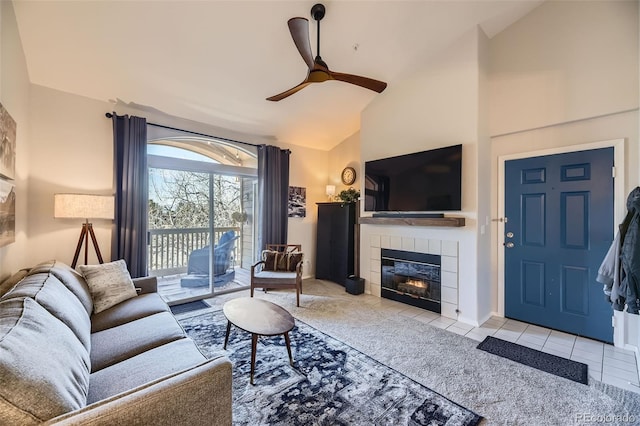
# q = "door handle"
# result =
<box><xmin>505</xmin><ymin>242</ymin><xmax>514</xmax><ymax>248</ymax></box>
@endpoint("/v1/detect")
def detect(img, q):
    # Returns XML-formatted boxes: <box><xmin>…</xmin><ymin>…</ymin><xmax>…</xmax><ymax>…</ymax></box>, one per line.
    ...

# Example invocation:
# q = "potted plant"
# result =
<box><xmin>337</xmin><ymin>187</ymin><xmax>360</xmax><ymax>205</ymax></box>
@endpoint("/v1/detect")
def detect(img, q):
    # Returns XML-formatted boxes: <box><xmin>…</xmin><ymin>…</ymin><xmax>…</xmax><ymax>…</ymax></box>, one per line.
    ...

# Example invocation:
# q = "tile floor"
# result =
<box><xmin>394</xmin><ymin>303</ymin><xmax>640</xmax><ymax>393</ymax></box>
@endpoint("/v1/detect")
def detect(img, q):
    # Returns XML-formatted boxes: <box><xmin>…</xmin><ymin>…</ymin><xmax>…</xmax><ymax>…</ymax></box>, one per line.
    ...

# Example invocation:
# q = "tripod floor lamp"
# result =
<box><xmin>54</xmin><ymin>194</ymin><xmax>115</xmax><ymax>268</ymax></box>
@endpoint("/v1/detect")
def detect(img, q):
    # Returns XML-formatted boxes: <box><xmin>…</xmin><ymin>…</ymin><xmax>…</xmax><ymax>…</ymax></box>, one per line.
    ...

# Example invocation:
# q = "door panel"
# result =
<box><xmin>505</xmin><ymin>147</ymin><xmax>614</xmax><ymax>343</ymax></box>
<box><xmin>561</xmin><ymin>192</ymin><xmax>589</xmax><ymax>249</ymax></box>
<box><xmin>522</xmin><ymin>193</ymin><xmax>545</xmax><ymax>246</ymax></box>
<box><xmin>561</xmin><ymin>265</ymin><xmax>589</xmax><ymax>315</ymax></box>
<box><xmin>522</xmin><ymin>261</ymin><xmax>545</xmax><ymax>307</ymax></box>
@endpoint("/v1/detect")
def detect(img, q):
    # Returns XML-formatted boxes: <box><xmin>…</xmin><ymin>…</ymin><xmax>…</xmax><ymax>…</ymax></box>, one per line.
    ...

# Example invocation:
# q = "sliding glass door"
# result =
<box><xmin>147</xmin><ymin>143</ymin><xmax>257</xmax><ymax>305</ymax></box>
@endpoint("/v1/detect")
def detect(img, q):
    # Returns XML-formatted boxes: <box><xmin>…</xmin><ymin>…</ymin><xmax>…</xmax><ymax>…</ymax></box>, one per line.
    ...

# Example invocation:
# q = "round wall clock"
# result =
<box><xmin>341</xmin><ymin>167</ymin><xmax>356</xmax><ymax>185</ymax></box>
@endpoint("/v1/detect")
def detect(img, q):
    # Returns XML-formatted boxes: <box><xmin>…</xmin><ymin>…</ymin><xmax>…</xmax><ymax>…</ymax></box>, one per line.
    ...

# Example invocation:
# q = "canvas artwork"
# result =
<box><xmin>0</xmin><ymin>179</ymin><xmax>15</xmax><ymax>247</ymax></box>
<box><xmin>288</xmin><ymin>186</ymin><xmax>306</xmax><ymax>218</ymax></box>
<box><xmin>0</xmin><ymin>102</ymin><xmax>16</xmax><ymax>180</ymax></box>
<box><xmin>0</xmin><ymin>102</ymin><xmax>16</xmax><ymax>247</ymax></box>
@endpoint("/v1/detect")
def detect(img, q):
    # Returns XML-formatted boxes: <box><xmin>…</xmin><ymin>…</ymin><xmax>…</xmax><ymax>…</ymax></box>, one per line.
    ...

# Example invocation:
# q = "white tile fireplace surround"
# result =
<box><xmin>361</xmin><ymin>228</ymin><xmax>459</xmax><ymax>320</ymax></box>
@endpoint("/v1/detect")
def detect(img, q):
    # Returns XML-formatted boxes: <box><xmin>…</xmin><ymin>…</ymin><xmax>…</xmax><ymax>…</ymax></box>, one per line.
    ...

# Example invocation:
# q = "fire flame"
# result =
<box><xmin>405</xmin><ymin>279</ymin><xmax>428</xmax><ymax>289</ymax></box>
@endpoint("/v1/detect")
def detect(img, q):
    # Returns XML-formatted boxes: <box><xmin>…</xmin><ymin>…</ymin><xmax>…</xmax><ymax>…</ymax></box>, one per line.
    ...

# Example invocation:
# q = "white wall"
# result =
<box><xmin>26</xmin><ymin>85</ymin><xmax>113</xmax><ymax>266</ymax></box>
<box><xmin>328</xmin><ymin>131</ymin><xmax>361</xmax><ymax>194</ymax></box>
<box><xmin>476</xmin><ymin>29</ymin><xmax>492</xmax><ymax>323</ymax></box>
<box><xmin>360</xmin><ymin>27</ymin><xmax>487</xmax><ymax>325</ymax></box>
<box><xmin>0</xmin><ymin>1</ymin><xmax>31</xmax><ymax>279</ymax></box>
<box><xmin>278</xmin><ymin>140</ymin><xmax>329</xmax><ymax>279</ymax></box>
<box><xmin>489</xmin><ymin>0</ymin><xmax>639</xmax><ymax>137</ymax></box>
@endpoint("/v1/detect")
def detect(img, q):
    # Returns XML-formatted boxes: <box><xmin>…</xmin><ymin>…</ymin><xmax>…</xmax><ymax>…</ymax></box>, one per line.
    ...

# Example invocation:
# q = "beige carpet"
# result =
<box><xmin>198</xmin><ymin>279</ymin><xmax>640</xmax><ymax>425</ymax></box>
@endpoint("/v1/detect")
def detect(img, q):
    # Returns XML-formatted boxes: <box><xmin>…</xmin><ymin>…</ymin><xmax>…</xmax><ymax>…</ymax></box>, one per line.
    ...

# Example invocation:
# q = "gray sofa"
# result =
<box><xmin>0</xmin><ymin>260</ymin><xmax>232</xmax><ymax>425</ymax></box>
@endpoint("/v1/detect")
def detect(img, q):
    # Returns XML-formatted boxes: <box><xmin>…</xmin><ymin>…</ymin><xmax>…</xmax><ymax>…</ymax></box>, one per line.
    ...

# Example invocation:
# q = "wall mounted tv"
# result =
<box><xmin>364</xmin><ymin>144</ymin><xmax>462</xmax><ymax>212</ymax></box>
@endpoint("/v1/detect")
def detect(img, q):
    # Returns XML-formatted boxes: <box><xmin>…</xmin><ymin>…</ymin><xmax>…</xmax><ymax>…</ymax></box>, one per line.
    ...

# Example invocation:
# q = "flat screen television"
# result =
<box><xmin>364</xmin><ymin>144</ymin><xmax>462</xmax><ymax>212</ymax></box>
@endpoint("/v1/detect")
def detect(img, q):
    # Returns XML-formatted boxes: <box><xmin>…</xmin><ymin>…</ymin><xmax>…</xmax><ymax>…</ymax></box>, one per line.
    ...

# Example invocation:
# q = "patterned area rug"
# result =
<box><xmin>179</xmin><ymin>309</ymin><xmax>482</xmax><ymax>426</ymax></box>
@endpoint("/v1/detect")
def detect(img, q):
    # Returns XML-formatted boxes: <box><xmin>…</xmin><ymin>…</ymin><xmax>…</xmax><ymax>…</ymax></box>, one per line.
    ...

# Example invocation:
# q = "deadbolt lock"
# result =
<box><xmin>506</xmin><ymin>232</ymin><xmax>514</xmax><ymax>238</ymax></box>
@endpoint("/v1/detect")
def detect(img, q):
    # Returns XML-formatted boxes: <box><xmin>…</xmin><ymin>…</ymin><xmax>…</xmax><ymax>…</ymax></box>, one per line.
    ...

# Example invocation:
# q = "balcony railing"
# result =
<box><xmin>148</xmin><ymin>227</ymin><xmax>240</xmax><ymax>276</ymax></box>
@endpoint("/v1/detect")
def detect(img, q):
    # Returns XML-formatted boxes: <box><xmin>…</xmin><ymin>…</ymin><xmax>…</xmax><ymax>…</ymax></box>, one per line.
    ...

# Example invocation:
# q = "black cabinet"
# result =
<box><xmin>315</xmin><ymin>202</ymin><xmax>356</xmax><ymax>286</ymax></box>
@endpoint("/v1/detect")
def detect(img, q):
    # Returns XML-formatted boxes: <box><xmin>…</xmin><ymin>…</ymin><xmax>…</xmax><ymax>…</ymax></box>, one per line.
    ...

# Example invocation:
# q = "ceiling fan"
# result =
<box><xmin>266</xmin><ymin>3</ymin><xmax>387</xmax><ymax>102</ymax></box>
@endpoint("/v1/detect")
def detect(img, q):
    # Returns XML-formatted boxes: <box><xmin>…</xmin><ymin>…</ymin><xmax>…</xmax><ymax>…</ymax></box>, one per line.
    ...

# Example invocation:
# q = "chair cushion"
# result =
<box><xmin>253</xmin><ymin>270</ymin><xmax>297</xmax><ymax>285</ymax></box>
<box><xmin>78</xmin><ymin>260</ymin><xmax>138</xmax><ymax>314</ymax></box>
<box><xmin>0</xmin><ymin>298</ymin><xmax>90</xmax><ymax>424</ymax></box>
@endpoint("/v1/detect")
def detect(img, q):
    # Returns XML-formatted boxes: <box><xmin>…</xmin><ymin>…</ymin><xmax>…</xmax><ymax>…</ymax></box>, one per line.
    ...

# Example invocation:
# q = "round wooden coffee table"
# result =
<box><xmin>222</xmin><ymin>297</ymin><xmax>295</xmax><ymax>384</ymax></box>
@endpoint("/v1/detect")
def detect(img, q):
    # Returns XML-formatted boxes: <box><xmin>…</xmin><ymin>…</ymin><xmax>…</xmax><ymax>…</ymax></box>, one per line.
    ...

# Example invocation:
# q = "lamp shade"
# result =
<box><xmin>325</xmin><ymin>185</ymin><xmax>336</xmax><ymax>197</ymax></box>
<box><xmin>54</xmin><ymin>194</ymin><xmax>115</xmax><ymax>220</ymax></box>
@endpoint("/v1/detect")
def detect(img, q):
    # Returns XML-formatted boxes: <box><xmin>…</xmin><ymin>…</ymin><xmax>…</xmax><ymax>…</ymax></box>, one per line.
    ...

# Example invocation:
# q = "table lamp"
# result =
<box><xmin>325</xmin><ymin>185</ymin><xmax>336</xmax><ymax>201</ymax></box>
<box><xmin>54</xmin><ymin>194</ymin><xmax>115</xmax><ymax>268</ymax></box>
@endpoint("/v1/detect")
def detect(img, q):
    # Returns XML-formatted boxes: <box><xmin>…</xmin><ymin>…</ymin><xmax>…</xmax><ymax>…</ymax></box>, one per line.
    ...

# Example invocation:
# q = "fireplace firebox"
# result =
<box><xmin>381</xmin><ymin>249</ymin><xmax>441</xmax><ymax>313</ymax></box>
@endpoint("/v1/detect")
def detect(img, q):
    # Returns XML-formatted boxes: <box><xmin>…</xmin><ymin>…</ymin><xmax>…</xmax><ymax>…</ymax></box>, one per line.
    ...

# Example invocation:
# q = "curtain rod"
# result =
<box><xmin>105</xmin><ymin>112</ymin><xmax>260</xmax><ymax>148</ymax></box>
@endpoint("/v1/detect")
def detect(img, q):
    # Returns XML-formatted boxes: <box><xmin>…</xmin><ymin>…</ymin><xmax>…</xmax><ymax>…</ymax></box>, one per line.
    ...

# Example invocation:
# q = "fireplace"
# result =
<box><xmin>381</xmin><ymin>249</ymin><xmax>441</xmax><ymax>313</ymax></box>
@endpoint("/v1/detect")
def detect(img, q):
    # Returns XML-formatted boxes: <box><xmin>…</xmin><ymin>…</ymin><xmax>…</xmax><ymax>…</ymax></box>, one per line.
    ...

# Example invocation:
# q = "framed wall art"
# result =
<box><xmin>0</xmin><ymin>102</ymin><xmax>16</xmax><ymax>180</ymax></box>
<box><xmin>0</xmin><ymin>102</ymin><xmax>16</xmax><ymax>247</ymax></box>
<box><xmin>0</xmin><ymin>178</ymin><xmax>15</xmax><ymax>247</ymax></box>
<box><xmin>288</xmin><ymin>186</ymin><xmax>306</xmax><ymax>218</ymax></box>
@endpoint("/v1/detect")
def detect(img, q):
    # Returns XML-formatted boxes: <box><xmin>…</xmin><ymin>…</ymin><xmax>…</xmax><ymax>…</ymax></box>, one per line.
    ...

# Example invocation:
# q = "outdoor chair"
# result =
<box><xmin>250</xmin><ymin>244</ymin><xmax>303</xmax><ymax>306</ymax></box>
<box><xmin>180</xmin><ymin>230</ymin><xmax>239</xmax><ymax>288</ymax></box>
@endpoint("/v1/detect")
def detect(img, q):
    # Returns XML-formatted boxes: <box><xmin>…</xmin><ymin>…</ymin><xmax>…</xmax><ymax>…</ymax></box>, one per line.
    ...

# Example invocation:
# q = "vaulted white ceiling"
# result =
<box><xmin>13</xmin><ymin>0</ymin><xmax>542</xmax><ymax>150</ymax></box>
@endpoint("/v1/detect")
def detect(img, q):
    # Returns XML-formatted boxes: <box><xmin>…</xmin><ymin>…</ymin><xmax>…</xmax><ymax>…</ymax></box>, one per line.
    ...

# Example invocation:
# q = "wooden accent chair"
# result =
<box><xmin>250</xmin><ymin>244</ymin><xmax>303</xmax><ymax>306</ymax></box>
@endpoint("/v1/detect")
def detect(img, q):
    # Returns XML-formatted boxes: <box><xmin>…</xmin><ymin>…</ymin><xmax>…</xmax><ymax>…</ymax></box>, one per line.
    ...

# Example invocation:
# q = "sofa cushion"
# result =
<box><xmin>0</xmin><ymin>298</ymin><xmax>90</xmax><ymax>424</ymax></box>
<box><xmin>91</xmin><ymin>292</ymin><xmax>170</xmax><ymax>333</ymax></box>
<box><xmin>0</xmin><ymin>268</ymin><xmax>29</xmax><ymax>297</ymax></box>
<box><xmin>87</xmin><ymin>338</ymin><xmax>208</xmax><ymax>404</ymax></box>
<box><xmin>78</xmin><ymin>260</ymin><xmax>138</xmax><ymax>314</ymax></box>
<box><xmin>28</xmin><ymin>260</ymin><xmax>94</xmax><ymax>315</ymax></box>
<box><xmin>1</xmin><ymin>273</ymin><xmax>91</xmax><ymax>350</ymax></box>
<box><xmin>91</xmin><ymin>312</ymin><xmax>187</xmax><ymax>372</ymax></box>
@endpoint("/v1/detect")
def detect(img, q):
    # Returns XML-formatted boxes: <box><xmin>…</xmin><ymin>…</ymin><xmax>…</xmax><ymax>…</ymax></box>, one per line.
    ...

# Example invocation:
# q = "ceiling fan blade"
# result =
<box><xmin>266</xmin><ymin>80</ymin><xmax>312</xmax><ymax>102</ymax></box>
<box><xmin>287</xmin><ymin>18</ymin><xmax>315</xmax><ymax>70</ymax></box>
<box><xmin>329</xmin><ymin>71</ymin><xmax>388</xmax><ymax>93</ymax></box>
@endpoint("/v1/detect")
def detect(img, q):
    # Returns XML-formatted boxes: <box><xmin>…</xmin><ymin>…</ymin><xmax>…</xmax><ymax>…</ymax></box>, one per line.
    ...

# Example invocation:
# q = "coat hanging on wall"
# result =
<box><xmin>597</xmin><ymin>186</ymin><xmax>640</xmax><ymax>314</ymax></box>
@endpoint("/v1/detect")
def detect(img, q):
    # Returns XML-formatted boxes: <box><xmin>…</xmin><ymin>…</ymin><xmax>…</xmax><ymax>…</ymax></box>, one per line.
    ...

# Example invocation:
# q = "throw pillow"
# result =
<box><xmin>276</xmin><ymin>252</ymin><xmax>289</xmax><ymax>271</ymax></box>
<box><xmin>78</xmin><ymin>260</ymin><xmax>138</xmax><ymax>314</ymax></box>
<box><xmin>288</xmin><ymin>252</ymin><xmax>304</xmax><ymax>272</ymax></box>
<box><xmin>261</xmin><ymin>250</ymin><xmax>279</xmax><ymax>271</ymax></box>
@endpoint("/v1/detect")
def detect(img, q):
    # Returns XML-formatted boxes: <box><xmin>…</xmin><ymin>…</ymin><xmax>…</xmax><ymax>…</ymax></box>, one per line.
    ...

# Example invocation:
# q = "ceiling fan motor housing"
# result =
<box><xmin>311</xmin><ymin>4</ymin><xmax>325</xmax><ymax>21</ymax></box>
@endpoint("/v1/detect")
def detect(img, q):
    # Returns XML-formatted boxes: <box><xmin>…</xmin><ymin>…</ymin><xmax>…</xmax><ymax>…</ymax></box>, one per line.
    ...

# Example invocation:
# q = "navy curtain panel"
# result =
<box><xmin>111</xmin><ymin>113</ymin><xmax>148</xmax><ymax>278</ymax></box>
<box><xmin>257</xmin><ymin>145</ymin><xmax>290</xmax><ymax>251</ymax></box>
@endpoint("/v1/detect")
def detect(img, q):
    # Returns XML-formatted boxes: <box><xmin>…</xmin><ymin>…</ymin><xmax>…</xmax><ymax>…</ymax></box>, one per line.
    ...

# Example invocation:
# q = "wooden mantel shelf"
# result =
<box><xmin>358</xmin><ymin>216</ymin><xmax>466</xmax><ymax>227</ymax></box>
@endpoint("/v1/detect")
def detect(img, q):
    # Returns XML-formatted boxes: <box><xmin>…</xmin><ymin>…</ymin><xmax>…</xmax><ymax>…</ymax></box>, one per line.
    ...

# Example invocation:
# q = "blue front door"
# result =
<box><xmin>505</xmin><ymin>148</ymin><xmax>614</xmax><ymax>343</ymax></box>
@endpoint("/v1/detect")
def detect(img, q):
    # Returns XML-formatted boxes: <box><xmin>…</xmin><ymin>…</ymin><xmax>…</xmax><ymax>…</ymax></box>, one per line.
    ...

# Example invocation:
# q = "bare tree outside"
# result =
<box><xmin>148</xmin><ymin>167</ymin><xmax>243</xmax><ymax>273</ymax></box>
<box><xmin>149</xmin><ymin>168</ymin><xmax>241</xmax><ymax>229</ymax></box>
